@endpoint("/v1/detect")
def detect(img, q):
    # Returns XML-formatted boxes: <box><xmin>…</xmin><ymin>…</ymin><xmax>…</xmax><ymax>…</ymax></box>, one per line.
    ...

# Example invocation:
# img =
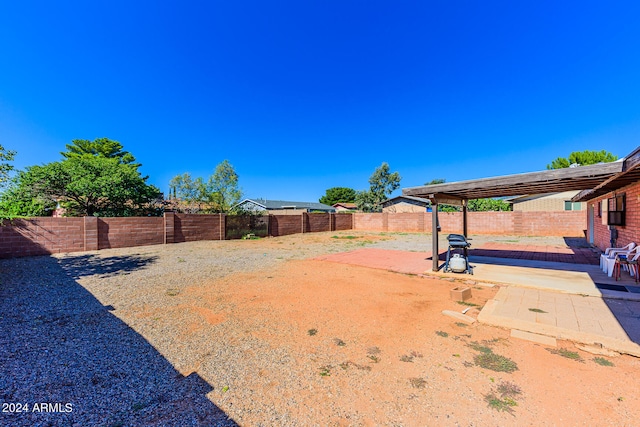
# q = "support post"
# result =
<box><xmin>432</xmin><ymin>203</ymin><xmax>439</xmax><ymax>272</ymax></box>
<box><xmin>462</xmin><ymin>199</ymin><xmax>468</xmax><ymax>238</ymax></box>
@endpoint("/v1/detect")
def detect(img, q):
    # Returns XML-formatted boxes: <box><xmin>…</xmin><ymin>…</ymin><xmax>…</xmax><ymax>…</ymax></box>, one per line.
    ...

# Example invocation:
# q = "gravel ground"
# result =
<box><xmin>0</xmin><ymin>231</ymin><xmax>601</xmax><ymax>426</ymax></box>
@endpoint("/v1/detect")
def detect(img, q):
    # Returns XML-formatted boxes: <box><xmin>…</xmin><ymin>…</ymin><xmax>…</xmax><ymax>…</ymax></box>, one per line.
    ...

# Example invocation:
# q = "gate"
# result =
<box><xmin>225</xmin><ymin>214</ymin><xmax>269</xmax><ymax>239</ymax></box>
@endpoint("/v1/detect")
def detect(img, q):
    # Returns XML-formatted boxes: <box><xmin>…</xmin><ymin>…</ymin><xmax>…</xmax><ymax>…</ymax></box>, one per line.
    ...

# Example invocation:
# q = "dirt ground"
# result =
<box><xmin>102</xmin><ymin>232</ymin><xmax>640</xmax><ymax>426</ymax></box>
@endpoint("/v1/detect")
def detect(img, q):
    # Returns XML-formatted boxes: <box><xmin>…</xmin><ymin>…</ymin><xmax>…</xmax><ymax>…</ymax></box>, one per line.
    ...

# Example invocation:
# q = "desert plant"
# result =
<box><xmin>547</xmin><ymin>348</ymin><xmax>583</xmax><ymax>361</ymax></box>
<box><xmin>474</xmin><ymin>353</ymin><xmax>518</xmax><ymax>373</ymax></box>
<box><xmin>593</xmin><ymin>357</ymin><xmax>614</xmax><ymax>367</ymax></box>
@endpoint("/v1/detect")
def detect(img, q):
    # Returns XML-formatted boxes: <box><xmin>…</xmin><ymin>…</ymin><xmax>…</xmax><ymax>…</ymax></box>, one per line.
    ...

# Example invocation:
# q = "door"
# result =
<box><xmin>588</xmin><ymin>204</ymin><xmax>594</xmax><ymax>245</ymax></box>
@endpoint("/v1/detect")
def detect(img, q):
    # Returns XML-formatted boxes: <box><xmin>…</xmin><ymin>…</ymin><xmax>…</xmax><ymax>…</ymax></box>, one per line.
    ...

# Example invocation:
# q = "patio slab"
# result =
<box><xmin>479</xmin><ymin>287</ymin><xmax>640</xmax><ymax>357</ymax></box>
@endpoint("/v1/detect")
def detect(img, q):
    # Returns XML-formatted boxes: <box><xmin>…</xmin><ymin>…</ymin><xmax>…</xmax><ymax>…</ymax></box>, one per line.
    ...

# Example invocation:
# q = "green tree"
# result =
<box><xmin>169</xmin><ymin>173</ymin><xmax>207</xmax><ymax>213</ymax></box>
<box><xmin>25</xmin><ymin>156</ymin><xmax>160</xmax><ymax>216</ymax></box>
<box><xmin>62</xmin><ymin>137</ymin><xmax>140</xmax><ymax>168</ymax></box>
<box><xmin>425</xmin><ymin>178</ymin><xmax>446</xmax><ymax>185</ymax></box>
<box><xmin>0</xmin><ymin>144</ymin><xmax>16</xmax><ymax>185</ymax></box>
<box><xmin>206</xmin><ymin>160</ymin><xmax>242</xmax><ymax>213</ymax></box>
<box><xmin>467</xmin><ymin>198</ymin><xmax>512</xmax><ymax>212</ymax></box>
<box><xmin>0</xmin><ymin>169</ymin><xmax>56</xmax><ymax>217</ymax></box>
<box><xmin>319</xmin><ymin>187</ymin><xmax>357</xmax><ymax>206</ymax></box>
<box><xmin>169</xmin><ymin>160</ymin><xmax>242</xmax><ymax>214</ymax></box>
<box><xmin>546</xmin><ymin>150</ymin><xmax>618</xmax><ymax>169</ymax></box>
<box><xmin>356</xmin><ymin>162</ymin><xmax>401</xmax><ymax>212</ymax></box>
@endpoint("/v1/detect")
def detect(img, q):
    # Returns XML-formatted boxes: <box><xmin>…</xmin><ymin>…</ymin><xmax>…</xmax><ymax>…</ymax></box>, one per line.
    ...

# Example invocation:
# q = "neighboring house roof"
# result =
<box><xmin>382</xmin><ymin>195</ymin><xmax>431</xmax><ymax>207</ymax></box>
<box><xmin>332</xmin><ymin>202</ymin><xmax>358</xmax><ymax>209</ymax></box>
<box><xmin>237</xmin><ymin>198</ymin><xmax>336</xmax><ymax>212</ymax></box>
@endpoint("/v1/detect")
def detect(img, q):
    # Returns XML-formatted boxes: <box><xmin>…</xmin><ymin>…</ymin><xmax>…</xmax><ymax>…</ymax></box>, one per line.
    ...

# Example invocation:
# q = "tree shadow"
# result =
<box><xmin>0</xmin><ymin>253</ymin><xmax>237</xmax><ymax>426</ymax></box>
<box><xmin>57</xmin><ymin>252</ymin><xmax>160</xmax><ymax>279</ymax></box>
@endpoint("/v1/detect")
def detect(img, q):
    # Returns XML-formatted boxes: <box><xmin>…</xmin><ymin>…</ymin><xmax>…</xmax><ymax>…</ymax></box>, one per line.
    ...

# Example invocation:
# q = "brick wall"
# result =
<box><xmin>334</xmin><ymin>214</ymin><xmax>353</xmax><ymax>231</ymax></box>
<box><xmin>589</xmin><ymin>181</ymin><xmax>640</xmax><ymax>251</ymax></box>
<box><xmin>98</xmin><ymin>217</ymin><xmax>164</xmax><ymax>249</ymax></box>
<box><xmin>353</xmin><ymin>211</ymin><xmax>586</xmax><ymax>236</ymax></box>
<box><xmin>305</xmin><ymin>213</ymin><xmax>330</xmax><ymax>233</ymax></box>
<box><xmin>0</xmin><ymin>217</ymin><xmax>85</xmax><ymax>257</ymax></box>
<box><xmin>174</xmin><ymin>214</ymin><xmax>224</xmax><ymax>242</ymax></box>
<box><xmin>269</xmin><ymin>215</ymin><xmax>303</xmax><ymax>236</ymax></box>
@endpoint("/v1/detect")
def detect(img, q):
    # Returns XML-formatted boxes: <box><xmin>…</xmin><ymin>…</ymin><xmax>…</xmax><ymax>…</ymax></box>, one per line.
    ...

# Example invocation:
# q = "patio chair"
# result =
<box><xmin>614</xmin><ymin>250</ymin><xmax>640</xmax><ymax>282</ymax></box>
<box><xmin>604</xmin><ymin>245</ymin><xmax>638</xmax><ymax>278</ymax></box>
<box><xmin>600</xmin><ymin>242</ymin><xmax>636</xmax><ymax>274</ymax></box>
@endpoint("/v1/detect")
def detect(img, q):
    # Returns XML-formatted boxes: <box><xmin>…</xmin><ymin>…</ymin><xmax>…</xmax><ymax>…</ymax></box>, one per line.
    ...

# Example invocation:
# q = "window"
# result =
<box><xmin>607</xmin><ymin>194</ymin><xmax>626</xmax><ymax>226</ymax></box>
<box><xmin>597</xmin><ymin>201</ymin><xmax>601</xmax><ymax>217</ymax></box>
<box><xmin>564</xmin><ymin>201</ymin><xmax>583</xmax><ymax>211</ymax></box>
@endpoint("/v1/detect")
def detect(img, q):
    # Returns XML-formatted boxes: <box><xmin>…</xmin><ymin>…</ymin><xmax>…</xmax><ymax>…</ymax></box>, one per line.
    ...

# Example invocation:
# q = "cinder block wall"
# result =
<box><xmin>98</xmin><ymin>217</ymin><xmax>164</xmax><ymax>249</ymax></box>
<box><xmin>0</xmin><ymin>217</ymin><xmax>85</xmax><ymax>257</ymax></box>
<box><xmin>352</xmin><ymin>211</ymin><xmax>586</xmax><ymax>236</ymax></box>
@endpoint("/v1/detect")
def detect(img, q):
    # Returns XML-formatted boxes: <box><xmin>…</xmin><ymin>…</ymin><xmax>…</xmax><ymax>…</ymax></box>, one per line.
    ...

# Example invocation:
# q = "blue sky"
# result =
<box><xmin>1</xmin><ymin>1</ymin><xmax>639</xmax><ymax>202</ymax></box>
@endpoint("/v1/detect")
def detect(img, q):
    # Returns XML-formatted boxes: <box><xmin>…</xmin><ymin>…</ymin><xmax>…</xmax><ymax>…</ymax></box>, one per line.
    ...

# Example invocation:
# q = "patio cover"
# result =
<box><xmin>402</xmin><ymin>161</ymin><xmax>623</xmax><ymax>271</ymax></box>
<box><xmin>572</xmin><ymin>147</ymin><xmax>640</xmax><ymax>202</ymax></box>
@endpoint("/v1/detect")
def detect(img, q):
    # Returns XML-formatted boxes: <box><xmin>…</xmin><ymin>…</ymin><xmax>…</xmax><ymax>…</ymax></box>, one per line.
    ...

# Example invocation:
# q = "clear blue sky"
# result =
<box><xmin>2</xmin><ymin>1</ymin><xmax>639</xmax><ymax>202</ymax></box>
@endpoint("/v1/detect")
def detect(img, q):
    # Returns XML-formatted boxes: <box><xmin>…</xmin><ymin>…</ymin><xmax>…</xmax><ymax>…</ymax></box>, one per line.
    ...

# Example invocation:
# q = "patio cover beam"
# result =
<box><xmin>403</xmin><ymin>162</ymin><xmax>622</xmax><ymax>200</ymax></box>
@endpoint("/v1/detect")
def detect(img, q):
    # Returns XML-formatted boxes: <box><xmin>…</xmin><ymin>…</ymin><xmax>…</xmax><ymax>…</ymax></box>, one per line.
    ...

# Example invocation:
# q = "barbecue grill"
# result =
<box><xmin>444</xmin><ymin>234</ymin><xmax>472</xmax><ymax>274</ymax></box>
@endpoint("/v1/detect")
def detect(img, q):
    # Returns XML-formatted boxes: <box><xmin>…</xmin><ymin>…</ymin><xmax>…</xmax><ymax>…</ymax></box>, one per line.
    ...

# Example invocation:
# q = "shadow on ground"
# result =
<box><xmin>0</xmin><ymin>253</ymin><xmax>236</xmax><ymax>427</ymax></box>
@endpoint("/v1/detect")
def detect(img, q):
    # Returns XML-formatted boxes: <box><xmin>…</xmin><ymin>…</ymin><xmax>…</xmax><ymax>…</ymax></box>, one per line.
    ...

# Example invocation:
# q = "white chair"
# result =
<box><xmin>601</xmin><ymin>242</ymin><xmax>636</xmax><ymax>274</ymax></box>
<box><xmin>604</xmin><ymin>245</ymin><xmax>638</xmax><ymax>278</ymax></box>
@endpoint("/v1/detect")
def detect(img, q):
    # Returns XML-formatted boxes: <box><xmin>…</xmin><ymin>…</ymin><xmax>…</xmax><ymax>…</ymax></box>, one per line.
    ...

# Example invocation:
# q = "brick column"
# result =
<box><xmin>164</xmin><ymin>212</ymin><xmax>175</xmax><ymax>244</ymax></box>
<box><xmin>84</xmin><ymin>216</ymin><xmax>98</xmax><ymax>251</ymax></box>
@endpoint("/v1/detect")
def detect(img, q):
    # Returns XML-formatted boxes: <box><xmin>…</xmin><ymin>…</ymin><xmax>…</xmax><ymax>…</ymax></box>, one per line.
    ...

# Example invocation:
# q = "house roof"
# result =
<box><xmin>238</xmin><ymin>198</ymin><xmax>336</xmax><ymax>211</ymax></box>
<box><xmin>403</xmin><ymin>161</ymin><xmax>623</xmax><ymax>204</ymax></box>
<box><xmin>332</xmin><ymin>202</ymin><xmax>358</xmax><ymax>209</ymax></box>
<box><xmin>382</xmin><ymin>195</ymin><xmax>431</xmax><ymax>206</ymax></box>
<box><xmin>572</xmin><ymin>147</ymin><xmax>640</xmax><ymax>202</ymax></box>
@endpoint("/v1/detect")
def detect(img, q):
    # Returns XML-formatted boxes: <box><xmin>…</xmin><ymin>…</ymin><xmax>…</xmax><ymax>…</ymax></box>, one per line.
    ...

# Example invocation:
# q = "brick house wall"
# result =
<box><xmin>588</xmin><ymin>181</ymin><xmax>640</xmax><ymax>251</ymax></box>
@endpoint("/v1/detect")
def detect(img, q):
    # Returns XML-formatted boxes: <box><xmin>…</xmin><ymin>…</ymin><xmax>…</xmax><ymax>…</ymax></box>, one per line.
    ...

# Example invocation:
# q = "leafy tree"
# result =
<box><xmin>169</xmin><ymin>173</ymin><xmax>207</xmax><ymax>213</ymax></box>
<box><xmin>0</xmin><ymin>169</ymin><xmax>56</xmax><ymax>217</ymax></box>
<box><xmin>25</xmin><ymin>156</ymin><xmax>160</xmax><ymax>216</ymax></box>
<box><xmin>62</xmin><ymin>137</ymin><xmax>140</xmax><ymax>168</ymax></box>
<box><xmin>319</xmin><ymin>187</ymin><xmax>357</xmax><ymax>206</ymax></box>
<box><xmin>467</xmin><ymin>198</ymin><xmax>512</xmax><ymax>212</ymax></box>
<box><xmin>207</xmin><ymin>160</ymin><xmax>242</xmax><ymax>213</ymax></box>
<box><xmin>169</xmin><ymin>160</ymin><xmax>242</xmax><ymax>214</ymax></box>
<box><xmin>547</xmin><ymin>150</ymin><xmax>618</xmax><ymax>169</ymax></box>
<box><xmin>356</xmin><ymin>162</ymin><xmax>401</xmax><ymax>212</ymax></box>
<box><xmin>425</xmin><ymin>178</ymin><xmax>446</xmax><ymax>185</ymax></box>
<box><xmin>0</xmin><ymin>144</ymin><xmax>16</xmax><ymax>185</ymax></box>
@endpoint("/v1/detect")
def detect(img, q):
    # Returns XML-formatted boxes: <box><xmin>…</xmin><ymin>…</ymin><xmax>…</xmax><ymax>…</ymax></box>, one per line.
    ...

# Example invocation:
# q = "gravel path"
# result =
<box><xmin>0</xmin><ymin>231</ymin><xmax>597</xmax><ymax>426</ymax></box>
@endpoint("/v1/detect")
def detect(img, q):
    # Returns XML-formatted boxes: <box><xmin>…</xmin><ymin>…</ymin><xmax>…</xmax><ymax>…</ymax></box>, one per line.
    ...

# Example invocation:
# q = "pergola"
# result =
<box><xmin>402</xmin><ymin>161</ymin><xmax>623</xmax><ymax>271</ymax></box>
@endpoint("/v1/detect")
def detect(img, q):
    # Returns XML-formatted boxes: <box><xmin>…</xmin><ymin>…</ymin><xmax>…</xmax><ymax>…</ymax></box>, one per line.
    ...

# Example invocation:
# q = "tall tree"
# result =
<box><xmin>356</xmin><ymin>162</ymin><xmax>401</xmax><ymax>212</ymax></box>
<box><xmin>547</xmin><ymin>150</ymin><xmax>618</xmax><ymax>169</ymax></box>
<box><xmin>169</xmin><ymin>160</ymin><xmax>242</xmax><ymax>214</ymax></box>
<box><xmin>319</xmin><ymin>187</ymin><xmax>357</xmax><ymax>206</ymax></box>
<box><xmin>25</xmin><ymin>156</ymin><xmax>161</xmax><ymax>216</ymax></box>
<box><xmin>206</xmin><ymin>160</ymin><xmax>242</xmax><ymax>213</ymax></box>
<box><xmin>0</xmin><ymin>144</ymin><xmax>16</xmax><ymax>185</ymax></box>
<box><xmin>62</xmin><ymin>137</ymin><xmax>140</xmax><ymax>168</ymax></box>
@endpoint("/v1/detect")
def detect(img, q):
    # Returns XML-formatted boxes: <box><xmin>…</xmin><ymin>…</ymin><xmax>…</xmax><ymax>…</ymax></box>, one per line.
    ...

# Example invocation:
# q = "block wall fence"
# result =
<box><xmin>0</xmin><ymin>210</ymin><xmax>586</xmax><ymax>258</ymax></box>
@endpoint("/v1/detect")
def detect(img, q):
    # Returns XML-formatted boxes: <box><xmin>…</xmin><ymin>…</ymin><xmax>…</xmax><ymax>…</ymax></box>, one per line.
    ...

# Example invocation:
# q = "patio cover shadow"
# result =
<box><xmin>0</xmin><ymin>252</ymin><xmax>236</xmax><ymax>427</ymax></box>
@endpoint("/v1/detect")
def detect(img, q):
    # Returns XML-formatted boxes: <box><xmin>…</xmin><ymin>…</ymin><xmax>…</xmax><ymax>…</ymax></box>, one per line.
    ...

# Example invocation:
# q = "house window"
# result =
<box><xmin>607</xmin><ymin>194</ymin><xmax>626</xmax><ymax>226</ymax></box>
<box><xmin>597</xmin><ymin>201</ymin><xmax>601</xmax><ymax>217</ymax></box>
<box><xmin>564</xmin><ymin>201</ymin><xmax>582</xmax><ymax>211</ymax></box>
